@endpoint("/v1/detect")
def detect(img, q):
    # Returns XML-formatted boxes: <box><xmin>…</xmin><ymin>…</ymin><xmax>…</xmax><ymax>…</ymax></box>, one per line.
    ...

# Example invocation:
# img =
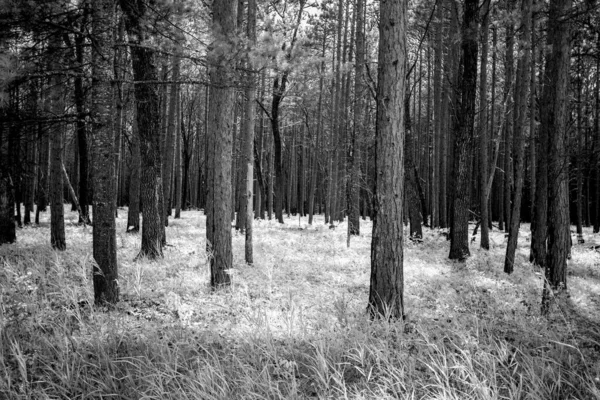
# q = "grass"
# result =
<box><xmin>1</xmin><ymin>207</ymin><xmax>599</xmax><ymax>399</ymax></box>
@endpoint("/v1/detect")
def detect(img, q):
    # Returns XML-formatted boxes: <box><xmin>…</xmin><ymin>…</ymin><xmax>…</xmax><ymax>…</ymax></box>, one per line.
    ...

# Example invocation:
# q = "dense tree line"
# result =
<box><xmin>1</xmin><ymin>0</ymin><xmax>599</xmax><ymax>316</ymax></box>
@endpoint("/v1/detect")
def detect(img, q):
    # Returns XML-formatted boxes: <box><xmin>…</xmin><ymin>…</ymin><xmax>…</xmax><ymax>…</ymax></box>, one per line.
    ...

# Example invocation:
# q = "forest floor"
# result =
<box><xmin>1</xmin><ymin>207</ymin><xmax>600</xmax><ymax>399</ymax></box>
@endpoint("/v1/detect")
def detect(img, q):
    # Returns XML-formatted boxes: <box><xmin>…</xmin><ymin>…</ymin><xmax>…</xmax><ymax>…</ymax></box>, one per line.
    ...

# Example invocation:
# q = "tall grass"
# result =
<box><xmin>0</xmin><ymin>208</ymin><xmax>599</xmax><ymax>399</ymax></box>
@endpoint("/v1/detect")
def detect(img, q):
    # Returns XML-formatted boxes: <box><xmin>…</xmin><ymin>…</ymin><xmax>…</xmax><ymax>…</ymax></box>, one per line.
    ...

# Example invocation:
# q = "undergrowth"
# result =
<box><xmin>1</xmin><ymin>208</ymin><xmax>599</xmax><ymax>399</ymax></box>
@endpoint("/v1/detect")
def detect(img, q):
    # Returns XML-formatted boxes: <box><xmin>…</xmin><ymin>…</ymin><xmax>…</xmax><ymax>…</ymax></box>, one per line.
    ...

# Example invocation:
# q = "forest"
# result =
<box><xmin>0</xmin><ymin>0</ymin><xmax>599</xmax><ymax>398</ymax></box>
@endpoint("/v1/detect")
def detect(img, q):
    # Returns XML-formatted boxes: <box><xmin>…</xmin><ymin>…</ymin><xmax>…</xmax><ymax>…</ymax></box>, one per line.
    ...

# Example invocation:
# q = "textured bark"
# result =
<box><xmin>174</xmin><ymin>107</ymin><xmax>183</xmax><ymax>219</ymax></box>
<box><xmin>36</xmin><ymin>119</ymin><xmax>49</xmax><ymax>224</ymax></box>
<box><xmin>49</xmin><ymin>36</ymin><xmax>66</xmax><ymax>251</ymax></box>
<box><xmin>308</xmin><ymin>36</ymin><xmax>325</xmax><ymax>226</ymax></box>
<box><xmin>0</xmin><ymin>175</ymin><xmax>15</xmax><ymax>244</ymax></box>
<box><xmin>448</xmin><ymin>0</ymin><xmax>478</xmax><ymax>261</ymax></box>
<box><xmin>368</xmin><ymin>0</ymin><xmax>406</xmax><ymax>320</ymax></box>
<box><xmin>91</xmin><ymin>0</ymin><xmax>118</xmax><ymax>304</ymax></box>
<box><xmin>121</xmin><ymin>0</ymin><xmax>164</xmax><ymax>259</ymax></box>
<box><xmin>542</xmin><ymin>0</ymin><xmax>572</xmax><ymax>313</ymax></box>
<box><xmin>405</xmin><ymin>92</ymin><xmax>422</xmax><ymax>239</ymax></box>
<box><xmin>504</xmin><ymin>0</ymin><xmax>532</xmax><ymax>274</ymax></box>
<box><xmin>127</xmin><ymin>108</ymin><xmax>141</xmax><ymax>232</ymax></box>
<box><xmin>347</xmin><ymin>0</ymin><xmax>365</xmax><ymax>237</ymax></box>
<box><xmin>74</xmin><ymin>28</ymin><xmax>91</xmax><ymax>225</ymax></box>
<box><xmin>431</xmin><ymin>1</ymin><xmax>443</xmax><ymax>228</ymax></box>
<box><xmin>163</xmin><ymin>50</ymin><xmax>181</xmax><ymax>226</ymax></box>
<box><xmin>206</xmin><ymin>0</ymin><xmax>237</xmax><ymax>287</ymax></box>
<box><xmin>503</xmin><ymin>1</ymin><xmax>515</xmax><ymax>231</ymax></box>
<box><xmin>479</xmin><ymin>0</ymin><xmax>491</xmax><ymax>249</ymax></box>
<box><xmin>241</xmin><ymin>0</ymin><xmax>256</xmax><ymax>264</ymax></box>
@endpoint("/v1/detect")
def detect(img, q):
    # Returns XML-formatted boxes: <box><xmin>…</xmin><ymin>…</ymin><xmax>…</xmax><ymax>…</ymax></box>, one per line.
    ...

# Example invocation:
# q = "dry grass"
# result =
<box><xmin>1</xmin><ymin>207</ymin><xmax>599</xmax><ymax>399</ymax></box>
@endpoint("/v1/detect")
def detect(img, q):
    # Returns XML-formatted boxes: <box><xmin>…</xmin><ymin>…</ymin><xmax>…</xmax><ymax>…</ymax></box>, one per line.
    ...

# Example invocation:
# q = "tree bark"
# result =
<box><xmin>121</xmin><ymin>0</ymin><xmax>164</xmax><ymax>259</ymax></box>
<box><xmin>448</xmin><ymin>0</ymin><xmax>478</xmax><ymax>261</ymax></box>
<box><xmin>127</xmin><ymin>107</ymin><xmax>141</xmax><ymax>232</ymax></box>
<box><xmin>504</xmin><ymin>0</ymin><xmax>532</xmax><ymax>274</ymax></box>
<box><xmin>241</xmin><ymin>0</ymin><xmax>256</xmax><ymax>264</ymax></box>
<box><xmin>49</xmin><ymin>35</ymin><xmax>66</xmax><ymax>251</ymax></box>
<box><xmin>206</xmin><ymin>0</ymin><xmax>237</xmax><ymax>287</ymax></box>
<box><xmin>541</xmin><ymin>0</ymin><xmax>572</xmax><ymax>313</ymax></box>
<box><xmin>479</xmin><ymin>0</ymin><xmax>491</xmax><ymax>249</ymax></box>
<box><xmin>368</xmin><ymin>0</ymin><xmax>406</xmax><ymax>320</ymax></box>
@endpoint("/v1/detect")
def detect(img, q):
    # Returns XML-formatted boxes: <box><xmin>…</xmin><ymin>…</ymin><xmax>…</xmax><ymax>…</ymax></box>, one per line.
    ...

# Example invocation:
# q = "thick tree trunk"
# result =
<box><xmin>121</xmin><ymin>0</ymin><xmax>164</xmax><ymax>259</ymax></box>
<box><xmin>541</xmin><ymin>0</ymin><xmax>572</xmax><ymax>313</ymax></box>
<box><xmin>206</xmin><ymin>0</ymin><xmax>236</xmax><ymax>287</ymax></box>
<box><xmin>91</xmin><ymin>0</ymin><xmax>118</xmax><ymax>304</ymax></box>
<box><xmin>449</xmin><ymin>0</ymin><xmax>478</xmax><ymax>261</ymax></box>
<box><xmin>368</xmin><ymin>0</ymin><xmax>406</xmax><ymax>320</ymax></box>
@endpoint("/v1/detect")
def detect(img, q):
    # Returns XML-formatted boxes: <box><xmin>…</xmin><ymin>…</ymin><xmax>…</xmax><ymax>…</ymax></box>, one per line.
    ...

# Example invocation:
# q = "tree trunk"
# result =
<box><xmin>206</xmin><ymin>0</ymin><xmax>237</xmax><ymax>287</ymax></box>
<box><xmin>91</xmin><ymin>0</ymin><xmax>118</xmax><ymax>304</ymax></box>
<box><xmin>121</xmin><ymin>0</ymin><xmax>164</xmax><ymax>259</ymax></box>
<box><xmin>448</xmin><ymin>0</ymin><xmax>478</xmax><ymax>261</ymax></box>
<box><xmin>368</xmin><ymin>0</ymin><xmax>406</xmax><ymax>320</ymax></box>
<box><xmin>127</xmin><ymin>107</ymin><xmax>141</xmax><ymax>232</ymax></box>
<box><xmin>74</xmin><ymin>27</ymin><xmax>91</xmax><ymax>225</ymax></box>
<box><xmin>49</xmin><ymin>35</ymin><xmax>66</xmax><ymax>251</ymax></box>
<box><xmin>541</xmin><ymin>0</ymin><xmax>572</xmax><ymax>313</ymax></box>
<box><xmin>163</xmin><ymin>48</ymin><xmax>181</xmax><ymax>227</ymax></box>
<box><xmin>347</xmin><ymin>0</ymin><xmax>365</xmax><ymax>237</ymax></box>
<box><xmin>241</xmin><ymin>0</ymin><xmax>256</xmax><ymax>264</ymax></box>
<box><xmin>0</xmin><ymin>174</ymin><xmax>15</xmax><ymax>244</ymax></box>
<box><xmin>479</xmin><ymin>0</ymin><xmax>491</xmax><ymax>249</ymax></box>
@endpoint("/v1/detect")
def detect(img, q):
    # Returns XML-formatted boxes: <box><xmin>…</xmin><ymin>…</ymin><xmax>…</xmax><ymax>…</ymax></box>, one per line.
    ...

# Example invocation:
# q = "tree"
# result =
<box><xmin>49</xmin><ymin>33</ymin><xmax>66</xmax><ymax>251</ymax></box>
<box><xmin>347</xmin><ymin>0</ymin><xmax>365</xmax><ymax>238</ymax></box>
<box><xmin>541</xmin><ymin>0</ymin><xmax>572</xmax><ymax>313</ymax></box>
<box><xmin>206</xmin><ymin>0</ymin><xmax>237</xmax><ymax>287</ymax></box>
<box><xmin>240</xmin><ymin>0</ymin><xmax>257</xmax><ymax>264</ymax></box>
<box><xmin>120</xmin><ymin>0</ymin><xmax>165</xmax><ymax>259</ymax></box>
<box><xmin>91</xmin><ymin>0</ymin><xmax>118</xmax><ymax>305</ymax></box>
<box><xmin>448</xmin><ymin>0</ymin><xmax>479</xmax><ymax>261</ymax></box>
<box><xmin>504</xmin><ymin>0</ymin><xmax>532</xmax><ymax>274</ymax></box>
<box><xmin>368</xmin><ymin>0</ymin><xmax>407</xmax><ymax>320</ymax></box>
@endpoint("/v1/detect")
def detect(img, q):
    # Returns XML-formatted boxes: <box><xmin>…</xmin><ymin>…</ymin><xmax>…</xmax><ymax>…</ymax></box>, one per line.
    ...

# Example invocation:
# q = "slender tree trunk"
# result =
<box><xmin>348</xmin><ymin>0</ymin><xmax>364</xmax><ymax>237</ymax></box>
<box><xmin>241</xmin><ymin>0</ymin><xmax>257</xmax><ymax>264</ymax></box>
<box><xmin>49</xmin><ymin>35</ymin><xmax>66</xmax><ymax>251</ymax></box>
<box><xmin>479</xmin><ymin>0</ymin><xmax>491</xmax><ymax>249</ymax></box>
<box><xmin>505</xmin><ymin>0</ymin><xmax>532</xmax><ymax>274</ymax></box>
<box><xmin>368</xmin><ymin>0</ymin><xmax>406</xmax><ymax>320</ymax></box>
<box><xmin>127</xmin><ymin>107</ymin><xmax>141</xmax><ymax>232</ymax></box>
<box><xmin>174</xmin><ymin>107</ymin><xmax>183</xmax><ymax>219</ymax></box>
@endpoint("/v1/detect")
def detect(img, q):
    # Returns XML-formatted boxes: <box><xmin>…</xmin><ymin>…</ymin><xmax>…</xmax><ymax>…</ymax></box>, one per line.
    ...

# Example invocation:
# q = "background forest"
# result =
<box><xmin>1</xmin><ymin>0</ymin><xmax>600</xmax><ymax>398</ymax></box>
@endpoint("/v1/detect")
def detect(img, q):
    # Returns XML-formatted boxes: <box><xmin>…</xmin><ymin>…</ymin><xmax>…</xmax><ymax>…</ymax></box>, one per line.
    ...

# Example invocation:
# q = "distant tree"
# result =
<box><xmin>206</xmin><ymin>0</ymin><xmax>237</xmax><ymax>287</ymax></box>
<box><xmin>240</xmin><ymin>0</ymin><xmax>257</xmax><ymax>264</ymax></box>
<box><xmin>49</xmin><ymin>34</ymin><xmax>66</xmax><ymax>251</ymax></box>
<box><xmin>0</xmin><ymin>173</ymin><xmax>15</xmax><ymax>244</ymax></box>
<box><xmin>368</xmin><ymin>0</ymin><xmax>407</xmax><ymax>320</ymax></box>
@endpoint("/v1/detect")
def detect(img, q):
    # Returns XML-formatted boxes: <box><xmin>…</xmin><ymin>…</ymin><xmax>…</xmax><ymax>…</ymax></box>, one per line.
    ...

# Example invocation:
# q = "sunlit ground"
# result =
<box><xmin>1</xmin><ymin>206</ymin><xmax>599</xmax><ymax>399</ymax></box>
